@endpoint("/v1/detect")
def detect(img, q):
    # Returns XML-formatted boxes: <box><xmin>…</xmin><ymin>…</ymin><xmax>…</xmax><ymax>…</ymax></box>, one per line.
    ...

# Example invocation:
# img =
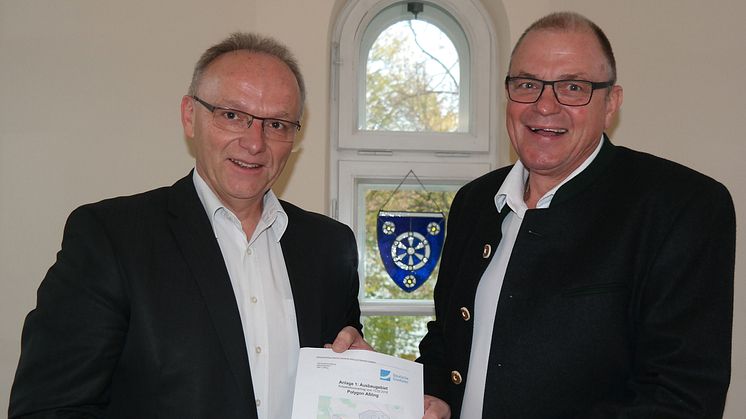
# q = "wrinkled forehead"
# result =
<box><xmin>203</xmin><ymin>51</ymin><xmax>296</xmax><ymax>85</ymax></box>
<box><xmin>199</xmin><ymin>51</ymin><xmax>302</xmax><ymax>115</ymax></box>
<box><xmin>510</xmin><ymin>28</ymin><xmax>610</xmax><ymax>77</ymax></box>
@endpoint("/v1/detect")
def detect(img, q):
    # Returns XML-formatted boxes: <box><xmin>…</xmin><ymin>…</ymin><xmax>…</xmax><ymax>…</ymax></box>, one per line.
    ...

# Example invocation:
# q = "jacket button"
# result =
<box><xmin>460</xmin><ymin>307</ymin><xmax>471</xmax><ymax>321</ymax></box>
<box><xmin>451</xmin><ymin>370</ymin><xmax>463</xmax><ymax>385</ymax></box>
<box><xmin>482</xmin><ymin>244</ymin><xmax>492</xmax><ymax>258</ymax></box>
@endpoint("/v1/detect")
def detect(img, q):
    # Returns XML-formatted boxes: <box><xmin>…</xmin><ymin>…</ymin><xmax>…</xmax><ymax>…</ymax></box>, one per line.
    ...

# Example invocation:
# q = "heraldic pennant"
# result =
<box><xmin>376</xmin><ymin>211</ymin><xmax>446</xmax><ymax>292</ymax></box>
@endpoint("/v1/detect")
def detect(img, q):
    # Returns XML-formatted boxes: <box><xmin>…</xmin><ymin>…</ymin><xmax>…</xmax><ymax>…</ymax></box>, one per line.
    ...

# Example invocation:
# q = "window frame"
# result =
<box><xmin>330</xmin><ymin>0</ymin><xmax>501</xmax><ymax>328</ymax></box>
<box><xmin>338</xmin><ymin>160</ymin><xmax>490</xmax><ymax>315</ymax></box>
<box><xmin>358</xmin><ymin>2</ymin><xmax>470</xmax><ymax>134</ymax></box>
<box><xmin>332</xmin><ymin>0</ymin><xmax>499</xmax><ymax>153</ymax></box>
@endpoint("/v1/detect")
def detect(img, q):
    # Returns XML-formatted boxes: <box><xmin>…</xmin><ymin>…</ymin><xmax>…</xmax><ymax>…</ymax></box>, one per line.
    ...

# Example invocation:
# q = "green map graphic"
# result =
<box><xmin>316</xmin><ymin>395</ymin><xmax>404</xmax><ymax>419</ymax></box>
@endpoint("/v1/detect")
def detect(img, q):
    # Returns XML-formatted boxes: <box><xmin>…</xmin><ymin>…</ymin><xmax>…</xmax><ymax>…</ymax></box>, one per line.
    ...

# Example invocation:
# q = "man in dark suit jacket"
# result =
<box><xmin>9</xmin><ymin>33</ymin><xmax>369</xmax><ymax>418</ymax></box>
<box><xmin>419</xmin><ymin>12</ymin><xmax>736</xmax><ymax>419</ymax></box>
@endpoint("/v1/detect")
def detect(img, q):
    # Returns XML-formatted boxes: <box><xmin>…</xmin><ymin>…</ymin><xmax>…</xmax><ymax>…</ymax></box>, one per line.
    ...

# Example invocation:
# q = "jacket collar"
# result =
<box><xmin>550</xmin><ymin>134</ymin><xmax>618</xmax><ymax>206</ymax></box>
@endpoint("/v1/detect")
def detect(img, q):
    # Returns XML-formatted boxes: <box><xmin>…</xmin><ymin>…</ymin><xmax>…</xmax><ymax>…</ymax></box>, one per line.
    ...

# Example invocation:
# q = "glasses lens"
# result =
<box><xmin>554</xmin><ymin>81</ymin><xmax>593</xmax><ymax>106</ymax></box>
<box><xmin>507</xmin><ymin>78</ymin><xmax>543</xmax><ymax>103</ymax></box>
<box><xmin>212</xmin><ymin>109</ymin><xmax>251</xmax><ymax>132</ymax></box>
<box><xmin>261</xmin><ymin>119</ymin><xmax>296</xmax><ymax>142</ymax></box>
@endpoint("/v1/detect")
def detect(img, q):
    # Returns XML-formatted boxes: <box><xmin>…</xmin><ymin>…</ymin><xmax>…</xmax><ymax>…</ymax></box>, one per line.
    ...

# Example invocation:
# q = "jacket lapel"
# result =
<box><xmin>462</xmin><ymin>204</ymin><xmax>508</xmax><ymax>291</ymax></box>
<box><xmin>279</xmin><ymin>206</ymin><xmax>323</xmax><ymax>347</ymax></box>
<box><xmin>166</xmin><ymin>174</ymin><xmax>256</xmax><ymax>403</ymax></box>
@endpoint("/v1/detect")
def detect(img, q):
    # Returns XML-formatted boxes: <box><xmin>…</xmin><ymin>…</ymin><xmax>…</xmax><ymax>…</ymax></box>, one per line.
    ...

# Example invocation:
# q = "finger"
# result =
<box><xmin>330</xmin><ymin>327</ymin><xmax>354</xmax><ymax>353</ymax></box>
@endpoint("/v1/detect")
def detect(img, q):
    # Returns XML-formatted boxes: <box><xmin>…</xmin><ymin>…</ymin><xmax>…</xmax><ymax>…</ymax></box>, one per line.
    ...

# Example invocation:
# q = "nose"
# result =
<box><xmin>534</xmin><ymin>84</ymin><xmax>562</xmax><ymax>115</ymax></box>
<box><xmin>237</xmin><ymin>122</ymin><xmax>267</xmax><ymax>154</ymax></box>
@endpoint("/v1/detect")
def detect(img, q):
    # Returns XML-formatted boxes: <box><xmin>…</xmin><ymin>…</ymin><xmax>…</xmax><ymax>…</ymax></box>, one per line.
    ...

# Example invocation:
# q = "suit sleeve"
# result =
<box><xmin>417</xmin><ymin>186</ymin><xmax>467</xmax><ymax>403</ymax></box>
<box><xmin>581</xmin><ymin>181</ymin><xmax>736</xmax><ymax>419</ymax></box>
<box><xmin>341</xmin><ymin>225</ymin><xmax>363</xmax><ymax>333</ymax></box>
<box><xmin>9</xmin><ymin>205</ymin><xmax>129</xmax><ymax>418</ymax></box>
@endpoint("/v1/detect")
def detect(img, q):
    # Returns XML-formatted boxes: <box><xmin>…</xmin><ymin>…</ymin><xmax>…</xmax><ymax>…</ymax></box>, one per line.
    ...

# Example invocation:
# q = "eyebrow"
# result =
<box><xmin>214</xmin><ymin>102</ymin><xmax>294</xmax><ymax>120</ymax></box>
<box><xmin>511</xmin><ymin>71</ymin><xmax>593</xmax><ymax>80</ymax></box>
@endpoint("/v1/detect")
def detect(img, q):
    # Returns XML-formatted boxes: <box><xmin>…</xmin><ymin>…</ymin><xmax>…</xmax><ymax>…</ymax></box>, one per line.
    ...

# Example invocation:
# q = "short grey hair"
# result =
<box><xmin>187</xmin><ymin>32</ymin><xmax>306</xmax><ymax>106</ymax></box>
<box><xmin>510</xmin><ymin>12</ymin><xmax>617</xmax><ymax>84</ymax></box>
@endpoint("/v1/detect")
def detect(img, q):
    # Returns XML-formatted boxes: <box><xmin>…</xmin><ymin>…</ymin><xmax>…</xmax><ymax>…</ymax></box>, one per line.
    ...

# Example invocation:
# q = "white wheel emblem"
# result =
<box><xmin>391</xmin><ymin>231</ymin><xmax>431</xmax><ymax>271</ymax></box>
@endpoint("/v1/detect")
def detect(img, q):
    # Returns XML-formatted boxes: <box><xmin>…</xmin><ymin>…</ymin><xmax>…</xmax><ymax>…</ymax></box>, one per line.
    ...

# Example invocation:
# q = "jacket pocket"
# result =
<box><xmin>561</xmin><ymin>281</ymin><xmax>627</xmax><ymax>297</ymax></box>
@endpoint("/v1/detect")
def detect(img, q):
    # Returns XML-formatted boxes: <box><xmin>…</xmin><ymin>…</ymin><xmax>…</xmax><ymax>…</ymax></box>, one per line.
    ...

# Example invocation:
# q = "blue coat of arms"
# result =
<box><xmin>376</xmin><ymin>211</ymin><xmax>445</xmax><ymax>292</ymax></box>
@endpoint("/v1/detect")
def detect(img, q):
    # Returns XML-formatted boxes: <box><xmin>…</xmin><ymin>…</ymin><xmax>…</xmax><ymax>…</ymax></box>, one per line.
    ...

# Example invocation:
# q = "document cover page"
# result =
<box><xmin>291</xmin><ymin>348</ymin><xmax>424</xmax><ymax>419</ymax></box>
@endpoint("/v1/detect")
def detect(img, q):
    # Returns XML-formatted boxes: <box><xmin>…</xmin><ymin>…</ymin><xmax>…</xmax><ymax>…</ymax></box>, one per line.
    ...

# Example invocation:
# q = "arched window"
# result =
<box><xmin>359</xmin><ymin>2</ymin><xmax>469</xmax><ymax>133</ymax></box>
<box><xmin>330</xmin><ymin>0</ymin><xmax>501</xmax><ymax>359</ymax></box>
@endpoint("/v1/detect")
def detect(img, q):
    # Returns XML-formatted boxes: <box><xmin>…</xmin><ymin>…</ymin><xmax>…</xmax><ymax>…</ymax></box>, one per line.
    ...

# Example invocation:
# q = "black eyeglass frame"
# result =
<box><xmin>190</xmin><ymin>95</ymin><xmax>302</xmax><ymax>132</ymax></box>
<box><xmin>504</xmin><ymin>76</ymin><xmax>615</xmax><ymax>107</ymax></box>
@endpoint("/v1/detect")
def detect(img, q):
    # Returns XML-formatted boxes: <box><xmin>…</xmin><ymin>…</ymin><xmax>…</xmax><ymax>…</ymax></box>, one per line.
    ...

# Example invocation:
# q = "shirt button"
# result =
<box><xmin>256</xmin><ymin>399</ymin><xmax>261</xmax><ymax>407</ymax></box>
<box><xmin>255</xmin><ymin>346</ymin><xmax>262</xmax><ymax>354</ymax></box>
<box><xmin>251</xmin><ymin>296</ymin><xmax>258</xmax><ymax>303</ymax></box>
<box><xmin>247</xmin><ymin>247</ymin><xmax>253</xmax><ymax>255</ymax></box>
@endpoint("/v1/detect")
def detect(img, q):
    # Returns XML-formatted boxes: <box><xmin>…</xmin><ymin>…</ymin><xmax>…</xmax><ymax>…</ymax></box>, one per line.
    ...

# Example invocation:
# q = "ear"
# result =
<box><xmin>181</xmin><ymin>95</ymin><xmax>195</xmax><ymax>138</ymax></box>
<box><xmin>604</xmin><ymin>85</ymin><xmax>623</xmax><ymax>129</ymax></box>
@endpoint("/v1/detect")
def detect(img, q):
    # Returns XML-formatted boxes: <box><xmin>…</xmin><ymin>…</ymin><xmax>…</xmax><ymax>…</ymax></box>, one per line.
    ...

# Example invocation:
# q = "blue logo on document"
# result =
<box><xmin>379</xmin><ymin>369</ymin><xmax>392</xmax><ymax>381</ymax></box>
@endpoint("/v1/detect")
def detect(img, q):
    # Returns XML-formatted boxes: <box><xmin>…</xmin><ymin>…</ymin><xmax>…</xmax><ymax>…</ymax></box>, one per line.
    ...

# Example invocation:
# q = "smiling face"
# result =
<box><xmin>506</xmin><ymin>28</ymin><xmax>622</xmax><ymax>186</ymax></box>
<box><xmin>181</xmin><ymin>50</ymin><xmax>301</xmax><ymax>218</ymax></box>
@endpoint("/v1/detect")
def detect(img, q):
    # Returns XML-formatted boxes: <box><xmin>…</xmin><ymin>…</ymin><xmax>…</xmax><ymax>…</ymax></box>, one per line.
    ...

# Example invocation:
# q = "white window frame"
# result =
<box><xmin>339</xmin><ymin>160</ymin><xmax>490</xmax><ymax>315</ymax></box>
<box><xmin>330</xmin><ymin>0</ymin><xmax>501</xmax><ymax>318</ymax></box>
<box><xmin>358</xmin><ymin>2</ymin><xmax>471</xmax><ymax>134</ymax></box>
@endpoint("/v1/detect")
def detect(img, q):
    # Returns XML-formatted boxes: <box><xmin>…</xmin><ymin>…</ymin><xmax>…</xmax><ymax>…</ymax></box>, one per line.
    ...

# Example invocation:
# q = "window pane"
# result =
<box><xmin>362</xmin><ymin>185</ymin><xmax>457</xmax><ymax>300</ymax></box>
<box><xmin>362</xmin><ymin>315</ymin><xmax>434</xmax><ymax>360</ymax></box>
<box><xmin>364</xmin><ymin>19</ymin><xmax>460</xmax><ymax>132</ymax></box>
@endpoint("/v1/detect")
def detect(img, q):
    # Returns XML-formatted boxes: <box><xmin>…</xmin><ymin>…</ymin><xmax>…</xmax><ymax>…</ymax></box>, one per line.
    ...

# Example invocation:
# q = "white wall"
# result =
<box><xmin>1</xmin><ymin>0</ymin><xmax>744</xmax><ymax>416</ymax></box>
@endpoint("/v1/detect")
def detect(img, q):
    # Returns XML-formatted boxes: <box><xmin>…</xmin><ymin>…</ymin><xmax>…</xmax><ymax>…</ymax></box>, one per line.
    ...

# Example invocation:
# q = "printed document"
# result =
<box><xmin>291</xmin><ymin>347</ymin><xmax>423</xmax><ymax>419</ymax></box>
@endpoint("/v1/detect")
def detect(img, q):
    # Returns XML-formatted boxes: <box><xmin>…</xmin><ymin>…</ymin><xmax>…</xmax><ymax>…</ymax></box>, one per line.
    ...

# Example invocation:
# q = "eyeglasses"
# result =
<box><xmin>505</xmin><ymin>76</ymin><xmax>614</xmax><ymax>106</ymax></box>
<box><xmin>191</xmin><ymin>96</ymin><xmax>301</xmax><ymax>142</ymax></box>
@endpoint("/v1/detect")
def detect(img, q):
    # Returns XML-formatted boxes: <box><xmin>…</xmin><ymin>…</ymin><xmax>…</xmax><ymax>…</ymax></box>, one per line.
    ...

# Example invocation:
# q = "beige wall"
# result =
<box><xmin>1</xmin><ymin>0</ymin><xmax>743</xmax><ymax>416</ymax></box>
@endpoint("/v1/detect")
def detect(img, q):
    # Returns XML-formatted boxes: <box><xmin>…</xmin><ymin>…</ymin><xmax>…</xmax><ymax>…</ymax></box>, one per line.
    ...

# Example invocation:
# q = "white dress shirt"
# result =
<box><xmin>459</xmin><ymin>137</ymin><xmax>604</xmax><ymax>418</ymax></box>
<box><xmin>193</xmin><ymin>171</ymin><xmax>300</xmax><ymax>419</ymax></box>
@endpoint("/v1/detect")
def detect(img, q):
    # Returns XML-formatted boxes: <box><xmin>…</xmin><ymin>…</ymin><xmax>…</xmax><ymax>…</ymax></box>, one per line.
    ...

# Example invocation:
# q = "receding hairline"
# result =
<box><xmin>187</xmin><ymin>32</ymin><xmax>306</xmax><ymax>109</ymax></box>
<box><xmin>509</xmin><ymin>12</ymin><xmax>617</xmax><ymax>83</ymax></box>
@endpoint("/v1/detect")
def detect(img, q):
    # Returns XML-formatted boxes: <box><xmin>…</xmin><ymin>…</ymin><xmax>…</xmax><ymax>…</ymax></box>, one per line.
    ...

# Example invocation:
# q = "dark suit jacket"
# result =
<box><xmin>9</xmin><ymin>173</ymin><xmax>362</xmax><ymax>418</ymax></box>
<box><xmin>418</xmin><ymin>139</ymin><xmax>736</xmax><ymax>419</ymax></box>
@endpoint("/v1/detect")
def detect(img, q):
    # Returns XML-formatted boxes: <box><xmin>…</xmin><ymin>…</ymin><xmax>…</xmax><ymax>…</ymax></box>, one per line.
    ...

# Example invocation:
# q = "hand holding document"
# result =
<box><xmin>291</xmin><ymin>347</ymin><xmax>423</xmax><ymax>419</ymax></box>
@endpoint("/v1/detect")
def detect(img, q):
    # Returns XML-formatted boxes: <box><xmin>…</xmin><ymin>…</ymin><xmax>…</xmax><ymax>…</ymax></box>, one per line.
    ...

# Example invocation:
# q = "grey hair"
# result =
<box><xmin>187</xmin><ymin>32</ymin><xmax>306</xmax><ymax>107</ymax></box>
<box><xmin>510</xmin><ymin>12</ymin><xmax>617</xmax><ymax>84</ymax></box>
